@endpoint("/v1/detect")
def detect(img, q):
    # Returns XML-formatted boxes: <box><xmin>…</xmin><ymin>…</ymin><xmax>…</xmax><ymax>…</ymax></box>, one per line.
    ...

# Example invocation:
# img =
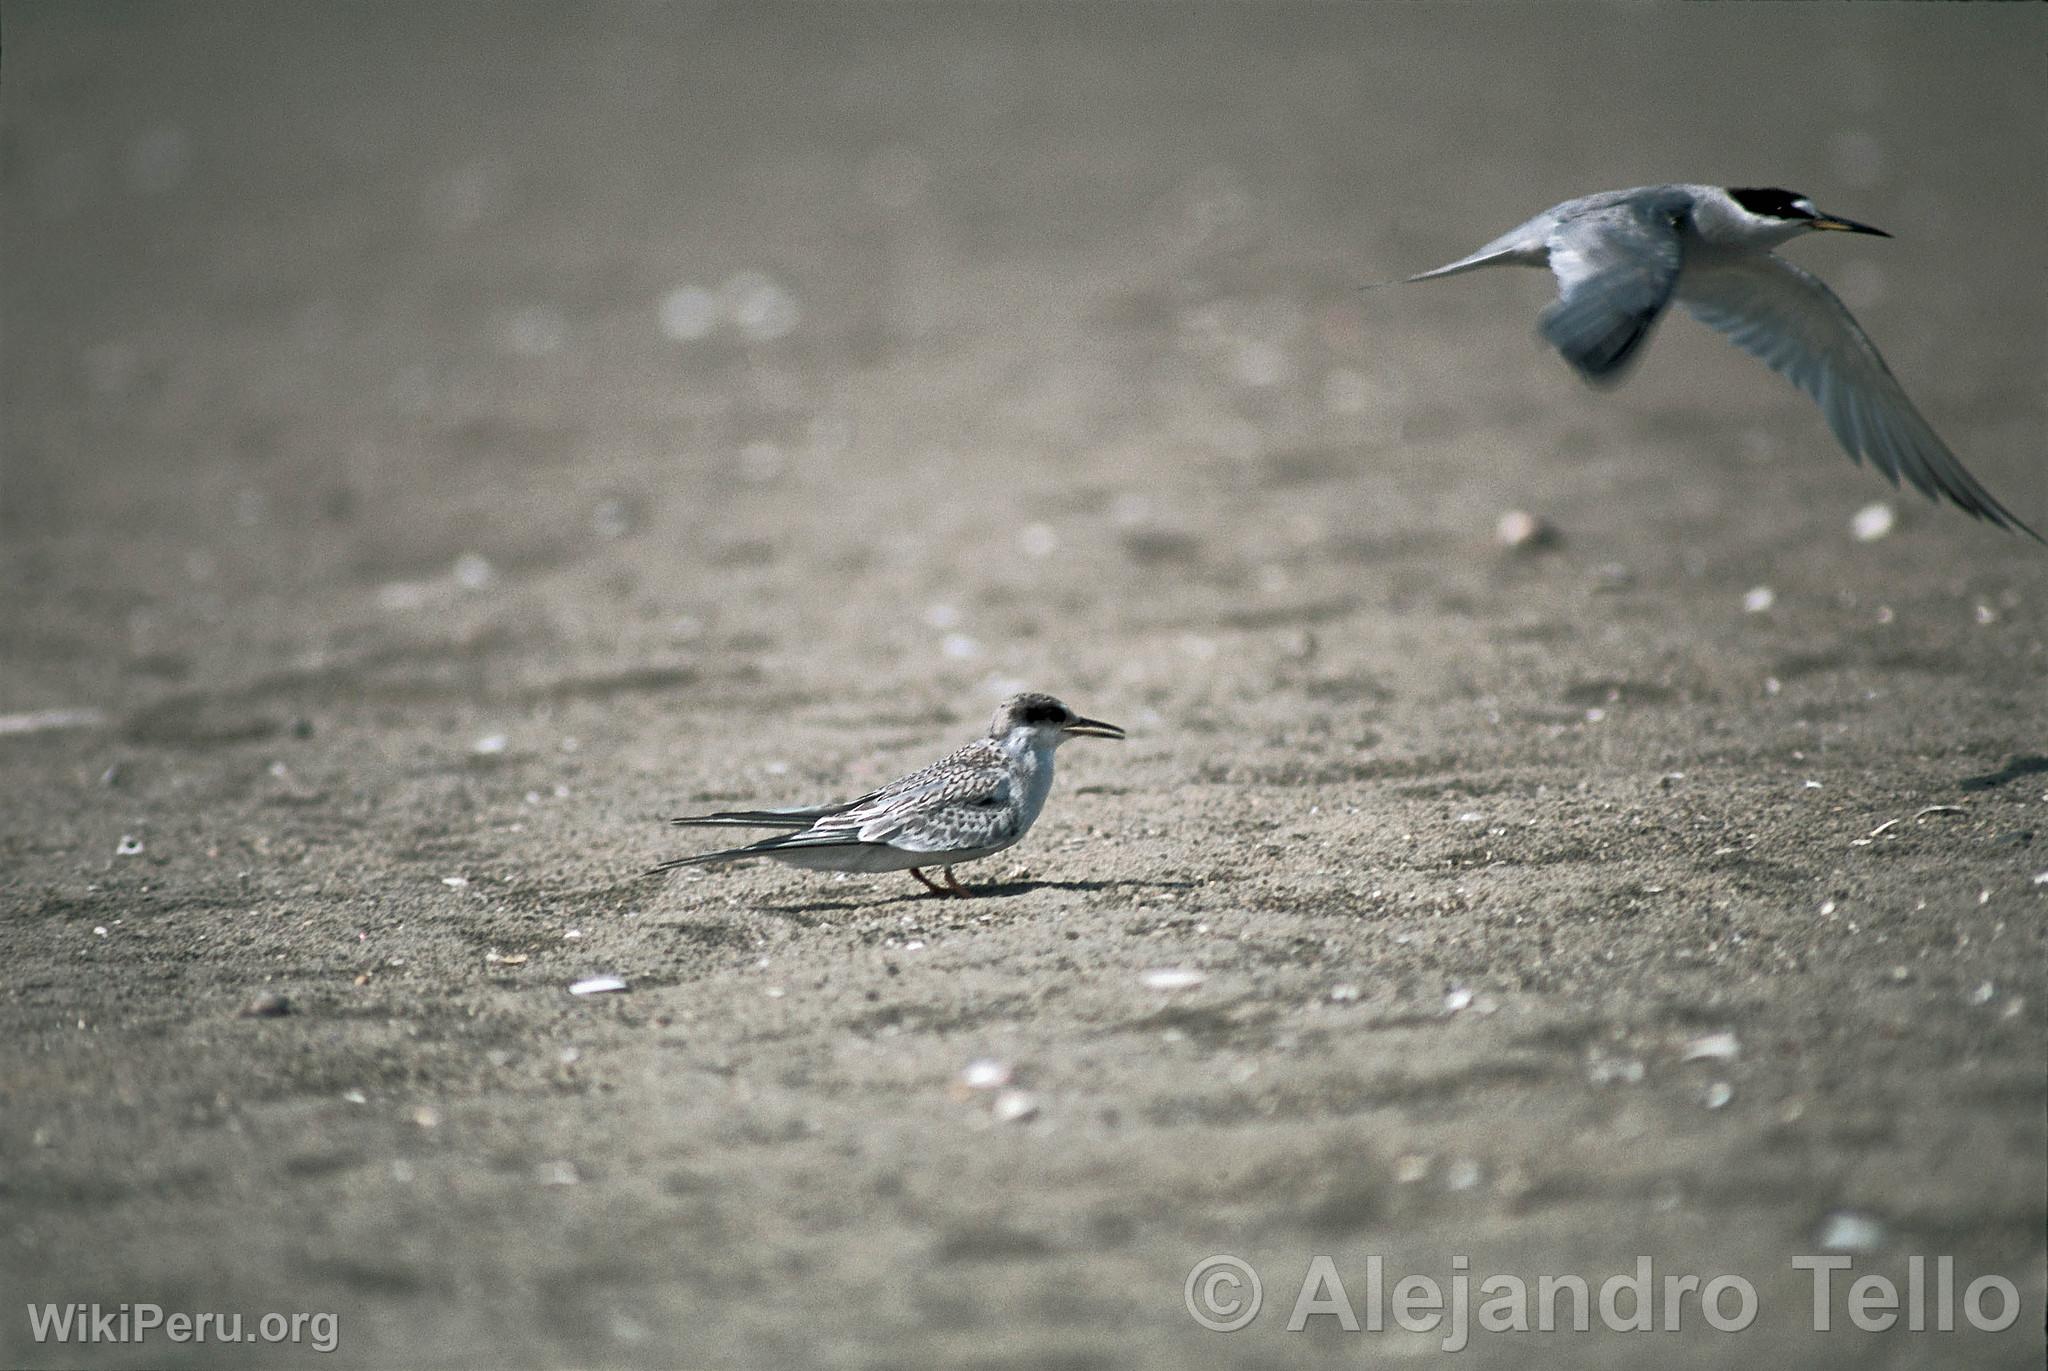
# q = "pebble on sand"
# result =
<box><xmin>1817</xmin><ymin>1211</ymin><xmax>1885</xmax><ymax>1252</ymax></box>
<box><xmin>1851</xmin><ymin>502</ymin><xmax>1896</xmax><ymax>542</ymax></box>
<box><xmin>241</xmin><ymin>992</ymin><xmax>292</xmax><ymax>1018</ymax></box>
<box><xmin>1587</xmin><ymin>1053</ymin><xmax>1645</xmax><ymax>1086</ymax></box>
<box><xmin>1139</xmin><ymin>968</ymin><xmax>1205</xmax><ymax>991</ymax></box>
<box><xmin>960</xmin><ymin>1059</ymin><xmax>1013</xmax><ymax>1091</ymax></box>
<box><xmin>992</xmin><ymin>1090</ymin><xmax>1039</xmax><ymax>1124</ymax></box>
<box><xmin>1495</xmin><ymin>509</ymin><xmax>1560</xmax><ymax>552</ymax></box>
<box><xmin>568</xmin><ymin>976</ymin><xmax>629</xmax><ymax>996</ymax></box>
<box><xmin>452</xmin><ymin>552</ymin><xmax>495</xmax><ymax>590</ymax></box>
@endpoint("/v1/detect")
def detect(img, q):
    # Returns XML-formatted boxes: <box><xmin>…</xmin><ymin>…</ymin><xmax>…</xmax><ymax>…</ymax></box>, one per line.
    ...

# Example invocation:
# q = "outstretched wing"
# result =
<box><xmin>1538</xmin><ymin>201</ymin><xmax>1686</xmax><ymax>385</ymax></box>
<box><xmin>1680</xmin><ymin>253</ymin><xmax>2043</xmax><ymax>541</ymax></box>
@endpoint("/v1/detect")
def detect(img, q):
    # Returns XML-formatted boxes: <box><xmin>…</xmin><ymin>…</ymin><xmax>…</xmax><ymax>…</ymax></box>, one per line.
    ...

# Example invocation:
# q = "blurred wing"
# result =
<box><xmin>1540</xmin><ymin>203</ymin><xmax>1685</xmax><ymax>385</ymax></box>
<box><xmin>1680</xmin><ymin>254</ymin><xmax>2043</xmax><ymax>541</ymax></box>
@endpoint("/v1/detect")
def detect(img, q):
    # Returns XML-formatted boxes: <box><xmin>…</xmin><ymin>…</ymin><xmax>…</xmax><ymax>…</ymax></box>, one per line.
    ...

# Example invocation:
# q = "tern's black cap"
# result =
<box><xmin>1006</xmin><ymin>693</ymin><xmax>1072</xmax><ymax>727</ymax></box>
<box><xmin>1728</xmin><ymin>187</ymin><xmax>1813</xmax><ymax>221</ymax></box>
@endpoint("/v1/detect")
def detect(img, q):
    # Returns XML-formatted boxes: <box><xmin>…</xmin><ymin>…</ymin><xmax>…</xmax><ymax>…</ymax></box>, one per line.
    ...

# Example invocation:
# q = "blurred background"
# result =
<box><xmin>6</xmin><ymin>3</ymin><xmax>2042</xmax><ymax>723</ymax></box>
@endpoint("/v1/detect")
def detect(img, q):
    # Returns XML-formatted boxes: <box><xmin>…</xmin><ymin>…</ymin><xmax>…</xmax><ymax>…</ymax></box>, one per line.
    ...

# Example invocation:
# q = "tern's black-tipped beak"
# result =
<box><xmin>1809</xmin><ymin>213</ymin><xmax>1890</xmax><ymax>238</ymax></box>
<box><xmin>1062</xmin><ymin>716</ymin><xmax>1126</xmax><ymax>741</ymax></box>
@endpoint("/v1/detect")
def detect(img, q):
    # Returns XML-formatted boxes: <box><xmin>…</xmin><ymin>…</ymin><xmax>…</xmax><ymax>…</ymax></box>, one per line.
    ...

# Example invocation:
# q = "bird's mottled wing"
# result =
<box><xmin>826</xmin><ymin>742</ymin><xmax>1022</xmax><ymax>854</ymax></box>
<box><xmin>1680</xmin><ymin>254</ymin><xmax>2043</xmax><ymax>541</ymax></box>
<box><xmin>1540</xmin><ymin>199</ymin><xmax>1686</xmax><ymax>385</ymax></box>
<box><xmin>861</xmin><ymin>738</ymin><xmax>1002</xmax><ymax>803</ymax></box>
<box><xmin>672</xmin><ymin>736</ymin><xmax>1000</xmax><ymax>831</ymax></box>
<box><xmin>651</xmin><ymin>737</ymin><xmax>1028</xmax><ymax>874</ymax></box>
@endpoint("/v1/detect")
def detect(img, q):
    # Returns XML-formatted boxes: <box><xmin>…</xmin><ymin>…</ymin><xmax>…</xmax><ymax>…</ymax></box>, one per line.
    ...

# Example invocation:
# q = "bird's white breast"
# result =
<box><xmin>1011</xmin><ymin>743</ymin><xmax>1057</xmax><ymax>834</ymax></box>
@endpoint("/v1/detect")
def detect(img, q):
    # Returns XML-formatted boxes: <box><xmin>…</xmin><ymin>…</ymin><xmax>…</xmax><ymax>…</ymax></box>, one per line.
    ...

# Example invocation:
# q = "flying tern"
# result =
<box><xmin>1409</xmin><ymin>184</ymin><xmax>2040</xmax><ymax>540</ymax></box>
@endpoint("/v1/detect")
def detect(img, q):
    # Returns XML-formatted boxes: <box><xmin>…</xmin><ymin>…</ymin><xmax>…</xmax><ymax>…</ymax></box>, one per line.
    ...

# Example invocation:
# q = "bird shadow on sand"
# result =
<box><xmin>1957</xmin><ymin>754</ymin><xmax>2048</xmax><ymax>791</ymax></box>
<box><xmin>971</xmin><ymin>876</ymin><xmax>1198</xmax><ymax>899</ymax></box>
<box><xmin>754</xmin><ymin>876</ymin><xmax>1196</xmax><ymax>916</ymax></box>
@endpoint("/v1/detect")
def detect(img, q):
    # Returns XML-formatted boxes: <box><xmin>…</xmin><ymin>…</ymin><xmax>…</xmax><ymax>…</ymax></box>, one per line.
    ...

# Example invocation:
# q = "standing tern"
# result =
<box><xmin>1408</xmin><ymin>185</ymin><xmax>2041</xmax><ymax>541</ymax></box>
<box><xmin>651</xmin><ymin>693</ymin><xmax>1125</xmax><ymax>897</ymax></box>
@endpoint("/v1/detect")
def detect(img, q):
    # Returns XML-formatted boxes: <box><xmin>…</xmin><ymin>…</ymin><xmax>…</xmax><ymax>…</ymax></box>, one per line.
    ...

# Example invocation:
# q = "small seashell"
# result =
<box><xmin>568</xmin><ymin>976</ymin><xmax>628</xmax><ymax>996</ymax></box>
<box><xmin>1495</xmin><ymin>509</ymin><xmax>1560</xmax><ymax>551</ymax></box>
<box><xmin>960</xmin><ymin>1059</ymin><xmax>1012</xmax><ymax>1091</ymax></box>
<box><xmin>1681</xmin><ymin>1030</ymin><xmax>1740</xmax><ymax>1063</ymax></box>
<box><xmin>1817</xmin><ymin>1211</ymin><xmax>1885</xmax><ymax>1252</ymax></box>
<box><xmin>1851</xmin><ymin>502</ymin><xmax>1895</xmax><ymax>542</ymax></box>
<box><xmin>992</xmin><ymin>1090</ymin><xmax>1039</xmax><ymax>1124</ymax></box>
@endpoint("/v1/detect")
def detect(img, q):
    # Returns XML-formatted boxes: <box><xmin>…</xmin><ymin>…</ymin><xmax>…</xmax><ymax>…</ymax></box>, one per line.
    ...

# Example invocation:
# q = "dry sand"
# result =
<box><xmin>3</xmin><ymin>5</ymin><xmax>2044</xmax><ymax>1368</ymax></box>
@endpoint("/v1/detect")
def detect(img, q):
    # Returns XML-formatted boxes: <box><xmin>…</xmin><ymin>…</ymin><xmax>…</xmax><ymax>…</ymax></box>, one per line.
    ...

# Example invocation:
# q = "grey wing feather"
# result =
<box><xmin>1539</xmin><ymin>202</ymin><xmax>1685</xmax><ymax>386</ymax></box>
<box><xmin>655</xmin><ymin>736</ymin><xmax>1028</xmax><ymax>876</ymax></box>
<box><xmin>647</xmin><ymin>825</ymin><xmax>878</xmax><ymax>873</ymax></box>
<box><xmin>839</xmin><ymin>754</ymin><xmax>1022</xmax><ymax>854</ymax></box>
<box><xmin>668</xmin><ymin>741</ymin><xmax>995</xmax><ymax>829</ymax></box>
<box><xmin>672</xmin><ymin>801</ymin><xmax>861</xmax><ymax>829</ymax></box>
<box><xmin>1679</xmin><ymin>254</ymin><xmax>2043</xmax><ymax>541</ymax></box>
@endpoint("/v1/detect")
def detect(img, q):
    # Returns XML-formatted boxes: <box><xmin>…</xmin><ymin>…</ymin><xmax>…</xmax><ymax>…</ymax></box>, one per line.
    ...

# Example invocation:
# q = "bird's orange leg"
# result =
<box><xmin>940</xmin><ymin>867</ymin><xmax>974</xmax><ymax>898</ymax></box>
<box><xmin>908</xmin><ymin>867</ymin><xmax>949</xmax><ymax>897</ymax></box>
